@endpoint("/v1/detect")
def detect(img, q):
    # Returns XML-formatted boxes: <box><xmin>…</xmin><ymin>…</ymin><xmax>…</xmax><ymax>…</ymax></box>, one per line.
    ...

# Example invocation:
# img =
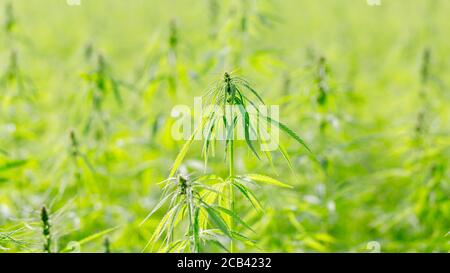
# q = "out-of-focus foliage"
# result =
<box><xmin>0</xmin><ymin>0</ymin><xmax>449</xmax><ymax>252</ymax></box>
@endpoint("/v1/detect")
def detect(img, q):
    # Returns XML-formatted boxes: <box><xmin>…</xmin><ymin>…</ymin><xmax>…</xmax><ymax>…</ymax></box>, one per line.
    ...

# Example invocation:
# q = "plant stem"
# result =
<box><xmin>229</xmin><ymin>140</ymin><xmax>235</xmax><ymax>177</ymax></box>
<box><xmin>228</xmin><ymin>135</ymin><xmax>235</xmax><ymax>253</ymax></box>
<box><xmin>187</xmin><ymin>195</ymin><xmax>195</xmax><ymax>252</ymax></box>
<box><xmin>224</xmin><ymin>72</ymin><xmax>236</xmax><ymax>252</ymax></box>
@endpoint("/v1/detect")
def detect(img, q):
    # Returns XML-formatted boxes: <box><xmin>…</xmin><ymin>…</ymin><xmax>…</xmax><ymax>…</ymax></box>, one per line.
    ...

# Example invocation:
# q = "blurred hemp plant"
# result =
<box><xmin>144</xmin><ymin>72</ymin><xmax>312</xmax><ymax>252</ymax></box>
<box><xmin>1</xmin><ymin>3</ymin><xmax>35</xmax><ymax>103</ymax></box>
<box><xmin>0</xmin><ymin>50</ymin><xmax>36</xmax><ymax>102</ymax></box>
<box><xmin>43</xmin><ymin>205</ymin><xmax>119</xmax><ymax>253</ymax></box>
<box><xmin>415</xmin><ymin>48</ymin><xmax>431</xmax><ymax>137</ymax></box>
<box><xmin>3</xmin><ymin>2</ymin><xmax>16</xmax><ymax>35</ymax></box>
<box><xmin>3</xmin><ymin>2</ymin><xmax>31</xmax><ymax>47</ymax></box>
<box><xmin>81</xmin><ymin>53</ymin><xmax>125</xmax><ymax>140</ymax></box>
<box><xmin>315</xmin><ymin>56</ymin><xmax>336</xmax><ymax>133</ymax></box>
<box><xmin>68</xmin><ymin>130</ymin><xmax>96</xmax><ymax>183</ymax></box>
<box><xmin>41</xmin><ymin>206</ymin><xmax>52</xmax><ymax>253</ymax></box>
<box><xmin>135</xmin><ymin>19</ymin><xmax>181</xmax><ymax>97</ymax></box>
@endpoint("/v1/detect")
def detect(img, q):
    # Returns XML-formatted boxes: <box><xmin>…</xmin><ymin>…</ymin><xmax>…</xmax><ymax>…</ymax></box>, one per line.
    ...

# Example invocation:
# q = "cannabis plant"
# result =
<box><xmin>135</xmin><ymin>19</ymin><xmax>184</xmax><ymax>98</ymax></box>
<box><xmin>3</xmin><ymin>2</ymin><xmax>16</xmax><ymax>35</ymax></box>
<box><xmin>81</xmin><ymin>53</ymin><xmax>125</xmax><ymax>140</ymax></box>
<box><xmin>0</xmin><ymin>50</ymin><xmax>36</xmax><ymax>102</ymax></box>
<box><xmin>39</xmin><ymin>204</ymin><xmax>118</xmax><ymax>253</ymax></box>
<box><xmin>146</xmin><ymin>72</ymin><xmax>311</xmax><ymax>252</ymax></box>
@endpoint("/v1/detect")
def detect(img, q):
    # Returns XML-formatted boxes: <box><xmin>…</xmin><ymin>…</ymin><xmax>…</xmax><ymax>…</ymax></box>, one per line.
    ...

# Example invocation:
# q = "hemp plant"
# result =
<box><xmin>135</xmin><ymin>19</ymin><xmax>182</xmax><ymax>98</ymax></box>
<box><xmin>0</xmin><ymin>50</ymin><xmax>36</xmax><ymax>102</ymax></box>
<box><xmin>81</xmin><ymin>53</ymin><xmax>124</xmax><ymax>140</ymax></box>
<box><xmin>146</xmin><ymin>72</ymin><xmax>311</xmax><ymax>252</ymax></box>
<box><xmin>69</xmin><ymin>130</ymin><xmax>96</xmax><ymax>182</ymax></box>
<box><xmin>210</xmin><ymin>0</ymin><xmax>279</xmax><ymax>68</ymax></box>
<box><xmin>37</xmin><ymin>204</ymin><xmax>118</xmax><ymax>253</ymax></box>
<box><xmin>2</xmin><ymin>2</ymin><xmax>31</xmax><ymax>48</ymax></box>
<box><xmin>314</xmin><ymin>56</ymin><xmax>335</xmax><ymax>133</ymax></box>
<box><xmin>207</xmin><ymin>0</ymin><xmax>220</xmax><ymax>39</ymax></box>
<box><xmin>45</xmin><ymin>130</ymin><xmax>97</xmax><ymax>199</ymax></box>
<box><xmin>142</xmin><ymin>173</ymin><xmax>248</xmax><ymax>252</ymax></box>
<box><xmin>3</xmin><ymin>2</ymin><xmax>16</xmax><ymax>36</ymax></box>
<box><xmin>415</xmin><ymin>48</ymin><xmax>431</xmax><ymax>137</ymax></box>
<box><xmin>1</xmin><ymin>3</ymin><xmax>35</xmax><ymax>103</ymax></box>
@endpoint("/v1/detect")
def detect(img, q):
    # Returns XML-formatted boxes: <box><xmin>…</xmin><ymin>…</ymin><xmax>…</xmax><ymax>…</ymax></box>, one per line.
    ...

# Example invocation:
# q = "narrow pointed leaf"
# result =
<box><xmin>201</xmin><ymin>203</ymin><xmax>231</xmax><ymax>237</ymax></box>
<box><xmin>232</xmin><ymin>181</ymin><xmax>264</xmax><ymax>212</ymax></box>
<box><xmin>265</xmin><ymin>116</ymin><xmax>312</xmax><ymax>153</ymax></box>
<box><xmin>241</xmin><ymin>173</ymin><xmax>292</xmax><ymax>188</ymax></box>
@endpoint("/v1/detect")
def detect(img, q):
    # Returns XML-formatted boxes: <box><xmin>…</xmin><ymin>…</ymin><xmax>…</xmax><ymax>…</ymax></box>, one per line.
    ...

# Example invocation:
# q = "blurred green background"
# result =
<box><xmin>0</xmin><ymin>0</ymin><xmax>449</xmax><ymax>252</ymax></box>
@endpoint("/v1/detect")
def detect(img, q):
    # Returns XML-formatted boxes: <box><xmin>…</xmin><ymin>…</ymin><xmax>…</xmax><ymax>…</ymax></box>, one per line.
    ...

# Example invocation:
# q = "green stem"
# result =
<box><xmin>229</xmin><ymin>140</ymin><xmax>234</xmax><ymax>253</ymax></box>
<box><xmin>225</xmin><ymin>73</ymin><xmax>235</xmax><ymax>253</ymax></box>
<box><xmin>229</xmin><ymin>138</ymin><xmax>235</xmax><ymax>253</ymax></box>
<box><xmin>229</xmin><ymin>140</ymin><xmax>235</xmax><ymax>177</ymax></box>
<box><xmin>186</xmin><ymin>187</ymin><xmax>199</xmax><ymax>253</ymax></box>
<box><xmin>187</xmin><ymin>198</ymin><xmax>195</xmax><ymax>252</ymax></box>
